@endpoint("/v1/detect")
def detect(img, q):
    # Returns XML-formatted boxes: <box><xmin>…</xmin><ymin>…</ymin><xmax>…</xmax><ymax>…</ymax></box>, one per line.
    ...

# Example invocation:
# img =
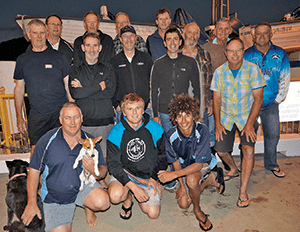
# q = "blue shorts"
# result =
<box><xmin>109</xmin><ymin>174</ymin><xmax>161</xmax><ymax>206</ymax></box>
<box><xmin>43</xmin><ymin>182</ymin><xmax>102</xmax><ymax>231</ymax></box>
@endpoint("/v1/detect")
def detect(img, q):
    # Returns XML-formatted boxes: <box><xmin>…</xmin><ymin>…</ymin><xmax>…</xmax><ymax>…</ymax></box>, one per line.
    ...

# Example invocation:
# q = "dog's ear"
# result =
<box><xmin>22</xmin><ymin>160</ymin><xmax>29</xmax><ymax>167</ymax></box>
<box><xmin>78</xmin><ymin>137</ymin><xmax>84</xmax><ymax>145</ymax></box>
<box><xmin>5</xmin><ymin>161</ymin><xmax>12</xmax><ymax>169</ymax></box>
<box><xmin>93</xmin><ymin>136</ymin><xmax>102</xmax><ymax>144</ymax></box>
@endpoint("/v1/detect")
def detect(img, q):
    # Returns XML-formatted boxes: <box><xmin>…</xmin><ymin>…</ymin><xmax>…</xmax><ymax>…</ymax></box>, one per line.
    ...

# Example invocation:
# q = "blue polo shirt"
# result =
<box><xmin>30</xmin><ymin>127</ymin><xmax>106</xmax><ymax>204</ymax></box>
<box><xmin>165</xmin><ymin>122</ymin><xmax>212</xmax><ymax>168</ymax></box>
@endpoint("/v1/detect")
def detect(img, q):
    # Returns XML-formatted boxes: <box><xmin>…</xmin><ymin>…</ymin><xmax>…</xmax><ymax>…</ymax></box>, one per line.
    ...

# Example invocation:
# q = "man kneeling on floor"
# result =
<box><xmin>107</xmin><ymin>93</ymin><xmax>168</xmax><ymax>219</ymax></box>
<box><xmin>158</xmin><ymin>94</ymin><xmax>225</xmax><ymax>231</ymax></box>
<box><xmin>21</xmin><ymin>102</ymin><xmax>110</xmax><ymax>232</ymax></box>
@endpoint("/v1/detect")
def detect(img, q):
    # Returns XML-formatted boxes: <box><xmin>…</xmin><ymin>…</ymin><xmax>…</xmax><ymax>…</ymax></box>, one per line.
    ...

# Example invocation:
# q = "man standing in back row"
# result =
<box><xmin>146</xmin><ymin>8</ymin><xmax>172</xmax><ymax>61</ymax></box>
<box><xmin>73</xmin><ymin>11</ymin><xmax>114</xmax><ymax>65</ymax></box>
<box><xmin>113</xmin><ymin>12</ymin><xmax>148</xmax><ymax>55</ymax></box>
<box><xmin>244</xmin><ymin>22</ymin><xmax>290</xmax><ymax>178</ymax></box>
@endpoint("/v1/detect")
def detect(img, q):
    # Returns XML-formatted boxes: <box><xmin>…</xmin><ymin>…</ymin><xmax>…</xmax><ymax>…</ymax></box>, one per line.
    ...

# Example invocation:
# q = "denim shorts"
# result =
<box><xmin>109</xmin><ymin>174</ymin><xmax>161</xmax><ymax>206</ymax></box>
<box><xmin>43</xmin><ymin>182</ymin><xmax>102</xmax><ymax>231</ymax></box>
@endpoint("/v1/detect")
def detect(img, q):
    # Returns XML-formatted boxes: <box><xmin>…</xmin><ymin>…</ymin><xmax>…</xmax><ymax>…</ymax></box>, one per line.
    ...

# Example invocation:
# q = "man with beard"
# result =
<box><xmin>146</xmin><ymin>8</ymin><xmax>172</xmax><ymax>61</ymax></box>
<box><xmin>69</xmin><ymin>32</ymin><xmax>115</xmax><ymax>163</ymax></box>
<box><xmin>182</xmin><ymin>22</ymin><xmax>213</xmax><ymax>144</ymax></box>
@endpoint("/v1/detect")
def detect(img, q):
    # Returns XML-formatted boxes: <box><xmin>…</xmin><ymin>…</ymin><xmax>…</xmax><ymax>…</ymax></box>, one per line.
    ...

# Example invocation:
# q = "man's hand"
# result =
<box><xmin>130</xmin><ymin>184</ymin><xmax>149</xmax><ymax>203</ymax></box>
<box><xmin>176</xmin><ymin>185</ymin><xmax>191</xmax><ymax>203</ymax></box>
<box><xmin>158</xmin><ymin>170</ymin><xmax>177</xmax><ymax>184</ymax></box>
<box><xmin>17</xmin><ymin>117</ymin><xmax>27</xmax><ymax>135</ymax></box>
<box><xmin>82</xmin><ymin>155</ymin><xmax>97</xmax><ymax>176</ymax></box>
<box><xmin>215</xmin><ymin>122</ymin><xmax>226</xmax><ymax>142</ymax></box>
<box><xmin>241</xmin><ymin>123</ymin><xmax>256</xmax><ymax>143</ymax></box>
<box><xmin>21</xmin><ymin>202</ymin><xmax>41</xmax><ymax>226</ymax></box>
<box><xmin>148</xmin><ymin>178</ymin><xmax>162</xmax><ymax>197</ymax></box>
<box><xmin>71</xmin><ymin>78</ymin><xmax>83</xmax><ymax>88</ymax></box>
<box><xmin>99</xmin><ymin>81</ymin><xmax>106</xmax><ymax>90</ymax></box>
<box><xmin>152</xmin><ymin>117</ymin><xmax>161</xmax><ymax>125</ymax></box>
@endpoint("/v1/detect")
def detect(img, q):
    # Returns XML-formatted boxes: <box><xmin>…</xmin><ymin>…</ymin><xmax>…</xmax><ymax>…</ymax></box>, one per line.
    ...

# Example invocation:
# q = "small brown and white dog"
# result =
<box><xmin>73</xmin><ymin>136</ymin><xmax>102</xmax><ymax>190</ymax></box>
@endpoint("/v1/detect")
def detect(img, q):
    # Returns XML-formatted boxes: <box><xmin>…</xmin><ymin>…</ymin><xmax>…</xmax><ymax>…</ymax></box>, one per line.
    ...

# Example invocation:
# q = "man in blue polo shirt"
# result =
<box><xmin>21</xmin><ymin>102</ymin><xmax>110</xmax><ymax>231</ymax></box>
<box><xmin>244</xmin><ymin>22</ymin><xmax>291</xmax><ymax>178</ymax></box>
<box><xmin>158</xmin><ymin>94</ymin><xmax>224</xmax><ymax>231</ymax></box>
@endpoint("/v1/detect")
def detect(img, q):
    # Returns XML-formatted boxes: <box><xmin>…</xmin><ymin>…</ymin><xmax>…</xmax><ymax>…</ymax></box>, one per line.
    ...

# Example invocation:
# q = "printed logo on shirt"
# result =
<box><xmin>99</xmin><ymin>72</ymin><xmax>103</xmax><ymax>75</ymax></box>
<box><xmin>180</xmin><ymin>68</ymin><xmax>186</xmax><ymax>71</ymax></box>
<box><xmin>45</xmin><ymin>64</ymin><xmax>53</xmax><ymax>68</ymax></box>
<box><xmin>137</xmin><ymin>62</ymin><xmax>144</xmax><ymax>66</ymax></box>
<box><xmin>126</xmin><ymin>138</ymin><xmax>146</xmax><ymax>162</ymax></box>
<box><xmin>119</xmin><ymin>64</ymin><xmax>127</xmax><ymax>68</ymax></box>
<box><xmin>272</xmin><ymin>54</ymin><xmax>280</xmax><ymax>60</ymax></box>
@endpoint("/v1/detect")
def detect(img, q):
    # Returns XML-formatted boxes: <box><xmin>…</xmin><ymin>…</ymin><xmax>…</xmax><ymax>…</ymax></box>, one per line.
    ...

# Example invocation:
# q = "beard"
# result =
<box><xmin>185</xmin><ymin>37</ymin><xmax>197</xmax><ymax>47</ymax></box>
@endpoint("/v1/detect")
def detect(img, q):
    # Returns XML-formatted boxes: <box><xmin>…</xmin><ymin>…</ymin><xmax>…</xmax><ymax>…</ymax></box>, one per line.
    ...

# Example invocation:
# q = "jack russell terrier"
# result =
<box><xmin>73</xmin><ymin>136</ymin><xmax>102</xmax><ymax>190</ymax></box>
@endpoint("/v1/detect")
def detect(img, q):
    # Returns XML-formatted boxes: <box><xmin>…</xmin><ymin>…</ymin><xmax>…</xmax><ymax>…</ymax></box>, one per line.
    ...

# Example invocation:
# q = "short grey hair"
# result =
<box><xmin>59</xmin><ymin>102</ymin><xmax>82</xmax><ymax>118</ymax></box>
<box><xmin>215</xmin><ymin>17</ymin><xmax>230</xmax><ymax>29</ymax></box>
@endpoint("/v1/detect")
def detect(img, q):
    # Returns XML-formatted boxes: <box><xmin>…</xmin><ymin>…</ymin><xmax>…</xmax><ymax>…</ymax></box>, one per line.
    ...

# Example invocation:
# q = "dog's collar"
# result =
<box><xmin>6</xmin><ymin>173</ymin><xmax>27</xmax><ymax>185</ymax></box>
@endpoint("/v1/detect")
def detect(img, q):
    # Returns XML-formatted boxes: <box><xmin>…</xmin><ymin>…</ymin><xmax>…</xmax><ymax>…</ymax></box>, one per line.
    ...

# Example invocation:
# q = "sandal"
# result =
<box><xmin>270</xmin><ymin>168</ymin><xmax>285</xmax><ymax>178</ymax></box>
<box><xmin>196</xmin><ymin>213</ymin><xmax>213</xmax><ymax>231</ymax></box>
<box><xmin>215</xmin><ymin>167</ymin><xmax>225</xmax><ymax>194</ymax></box>
<box><xmin>120</xmin><ymin>201</ymin><xmax>134</xmax><ymax>220</ymax></box>
<box><xmin>236</xmin><ymin>195</ymin><xmax>249</xmax><ymax>208</ymax></box>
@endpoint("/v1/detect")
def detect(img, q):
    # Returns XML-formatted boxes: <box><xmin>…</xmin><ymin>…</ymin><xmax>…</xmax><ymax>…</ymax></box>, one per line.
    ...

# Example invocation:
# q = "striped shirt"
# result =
<box><xmin>211</xmin><ymin>59</ymin><xmax>266</xmax><ymax>131</ymax></box>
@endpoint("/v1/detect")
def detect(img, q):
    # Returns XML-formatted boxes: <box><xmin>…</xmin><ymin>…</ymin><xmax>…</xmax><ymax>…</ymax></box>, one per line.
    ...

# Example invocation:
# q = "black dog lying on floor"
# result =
<box><xmin>4</xmin><ymin>159</ymin><xmax>45</xmax><ymax>232</ymax></box>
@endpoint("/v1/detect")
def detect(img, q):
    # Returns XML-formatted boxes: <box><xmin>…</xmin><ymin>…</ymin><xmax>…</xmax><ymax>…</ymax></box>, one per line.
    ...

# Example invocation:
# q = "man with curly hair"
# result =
<box><xmin>158</xmin><ymin>94</ymin><xmax>224</xmax><ymax>231</ymax></box>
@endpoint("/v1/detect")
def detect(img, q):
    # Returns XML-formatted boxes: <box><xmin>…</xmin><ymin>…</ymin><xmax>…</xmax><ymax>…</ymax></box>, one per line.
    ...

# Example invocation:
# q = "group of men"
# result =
<box><xmin>13</xmin><ymin>6</ymin><xmax>290</xmax><ymax>232</ymax></box>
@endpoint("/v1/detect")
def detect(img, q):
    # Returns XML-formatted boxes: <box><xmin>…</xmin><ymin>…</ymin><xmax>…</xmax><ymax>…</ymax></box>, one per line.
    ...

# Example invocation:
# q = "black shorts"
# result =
<box><xmin>28</xmin><ymin>110</ymin><xmax>61</xmax><ymax>145</ymax></box>
<box><xmin>214</xmin><ymin>121</ymin><xmax>259</xmax><ymax>153</ymax></box>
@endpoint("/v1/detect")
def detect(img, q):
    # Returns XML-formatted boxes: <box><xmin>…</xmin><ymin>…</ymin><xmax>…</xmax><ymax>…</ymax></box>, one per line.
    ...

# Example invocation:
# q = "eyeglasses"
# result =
<box><xmin>48</xmin><ymin>23</ymin><xmax>62</xmax><ymax>27</ymax></box>
<box><xmin>226</xmin><ymin>48</ymin><xmax>244</xmax><ymax>53</ymax></box>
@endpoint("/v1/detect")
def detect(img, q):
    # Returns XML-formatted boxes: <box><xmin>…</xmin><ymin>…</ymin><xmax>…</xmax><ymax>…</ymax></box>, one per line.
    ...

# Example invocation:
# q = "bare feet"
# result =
<box><xmin>85</xmin><ymin>207</ymin><xmax>98</xmax><ymax>227</ymax></box>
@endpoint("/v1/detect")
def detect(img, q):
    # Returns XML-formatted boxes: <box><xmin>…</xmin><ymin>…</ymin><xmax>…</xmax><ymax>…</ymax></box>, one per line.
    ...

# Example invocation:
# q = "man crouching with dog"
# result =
<box><xmin>21</xmin><ymin>102</ymin><xmax>110</xmax><ymax>231</ymax></box>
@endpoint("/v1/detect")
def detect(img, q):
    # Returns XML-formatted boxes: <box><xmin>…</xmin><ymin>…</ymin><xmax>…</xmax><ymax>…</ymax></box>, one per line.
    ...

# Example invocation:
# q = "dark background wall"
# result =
<box><xmin>0</xmin><ymin>0</ymin><xmax>299</xmax><ymax>43</ymax></box>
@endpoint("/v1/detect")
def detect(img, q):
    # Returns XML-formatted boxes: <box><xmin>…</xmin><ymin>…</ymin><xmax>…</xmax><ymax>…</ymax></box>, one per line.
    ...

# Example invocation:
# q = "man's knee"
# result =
<box><xmin>186</xmin><ymin>174</ymin><xmax>200</xmax><ymax>190</ymax></box>
<box><xmin>85</xmin><ymin>188</ymin><xmax>110</xmax><ymax>211</ymax></box>
<box><xmin>241</xmin><ymin>146</ymin><xmax>254</xmax><ymax>159</ymax></box>
<box><xmin>217</xmin><ymin>151</ymin><xmax>230</xmax><ymax>159</ymax></box>
<box><xmin>177</xmin><ymin>193</ymin><xmax>191</xmax><ymax>209</ymax></box>
<box><xmin>108</xmin><ymin>184</ymin><xmax>126</xmax><ymax>204</ymax></box>
<box><xmin>146</xmin><ymin>206</ymin><xmax>161</xmax><ymax>219</ymax></box>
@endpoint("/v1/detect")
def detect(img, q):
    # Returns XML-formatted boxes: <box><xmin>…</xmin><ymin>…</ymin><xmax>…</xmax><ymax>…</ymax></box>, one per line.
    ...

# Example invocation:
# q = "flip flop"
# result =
<box><xmin>215</xmin><ymin>167</ymin><xmax>225</xmax><ymax>194</ymax></box>
<box><xmin>236</xmin><ymin>195</ymin><xmax>249</xmax><ymax>208</ymax></box>
<box><xmin>196</xmin><ymin>213</ymin><xmax>213</xmax><ymax>231</ymax></box>
<box><xmin>120</xmin><ymin>201</ymin><xmax>134</xmax><ymax>220</ymax></box>
<box><xmin>224</xmin><ymin>173</ymin><xmax>239</xmax><ymax>181</ymax></box>
<box><xmin>270</xmin><ymin>169</ymin><xmax>285</xmax><ymax>178</ymax></box>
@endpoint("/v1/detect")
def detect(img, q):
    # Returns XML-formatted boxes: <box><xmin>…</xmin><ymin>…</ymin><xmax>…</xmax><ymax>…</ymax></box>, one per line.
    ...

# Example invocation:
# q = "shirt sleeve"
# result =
<box><xmin>275</xmin><ymin>51</ymin><xmax>291</xmax><ymax>103</ymax></box>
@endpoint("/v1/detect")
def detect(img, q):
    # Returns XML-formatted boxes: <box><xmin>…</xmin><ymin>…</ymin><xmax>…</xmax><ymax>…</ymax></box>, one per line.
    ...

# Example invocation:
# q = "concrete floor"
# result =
<box><xmin>1</xmin><ymin>154</ymin><xmax>300</xmax><ymax>232</ymax></box>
